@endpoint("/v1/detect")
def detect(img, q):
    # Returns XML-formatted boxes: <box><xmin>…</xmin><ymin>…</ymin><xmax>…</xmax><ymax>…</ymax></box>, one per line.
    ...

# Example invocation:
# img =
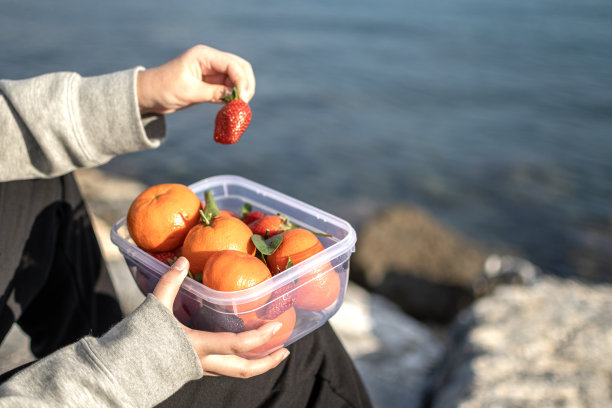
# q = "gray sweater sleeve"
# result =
<box><xmin>0</xmin><ymin>67</ymin><xmax>165</xmax><ymax>182</ymax></box>
<box><xmin>0</xmin><ymin>295</ymin><xmax>203</xmax><ymax>408</ymax></box>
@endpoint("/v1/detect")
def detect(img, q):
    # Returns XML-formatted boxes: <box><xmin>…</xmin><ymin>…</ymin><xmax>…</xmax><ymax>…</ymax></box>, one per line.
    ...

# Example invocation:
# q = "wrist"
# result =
<box><xmin>137</xmin><ymin>69</ymin><xmax>156</xmax><ymax>115</ymax></box>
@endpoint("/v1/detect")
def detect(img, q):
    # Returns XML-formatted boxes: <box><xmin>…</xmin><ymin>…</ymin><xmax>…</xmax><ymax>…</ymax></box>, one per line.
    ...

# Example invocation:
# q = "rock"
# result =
<box><xmin>330</xmin><ymin>282</ymin><xmax>445</xmax><ymax>408</ymax></box>
<box><xmin>350</xmin><ymin>205</ymin><xmax>489</xmax><ymax>322</ymax></box>
<box><xmin>428</xmin><ymin>276</ymin><xmax>612</xmax><ymax>407</ymax></box>
<box><xmin>568</xmin><ymin>222</ymin><xmax>612</xmax><ymax>284</ymax></box>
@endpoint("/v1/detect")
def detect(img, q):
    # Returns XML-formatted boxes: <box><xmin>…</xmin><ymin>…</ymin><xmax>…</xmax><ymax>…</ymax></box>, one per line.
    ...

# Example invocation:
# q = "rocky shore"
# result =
<box><xmin>74</xmin><ymin>168</ymin><xmax>612</xmax><ymax>408</ymax></box>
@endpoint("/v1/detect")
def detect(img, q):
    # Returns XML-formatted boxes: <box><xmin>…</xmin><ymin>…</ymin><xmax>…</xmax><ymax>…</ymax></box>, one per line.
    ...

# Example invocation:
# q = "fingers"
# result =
<box><xmin>154</xmin><ymin>258</ymin><xmax>288</xmax><ymax>378</ymax></box>
<box><xmin>138</xmin><ymin>45</ymin><xmax>255</xmax><ymax>114</ymax></box>
<box><xmin>187</xmin><ymin>321</ymin><xmax>282</xmax><ymax>356</ymax></box>
<box><xmin>152</xmin><ymin>257</ymin><xmax>189</xmax><ymax>309</ymax></box>
<box><xmin>184</xmin><ymin>321</ymin><xmax>290</xmax><ymax>378</ymax></box>
<box><xmin>191</xmin><ymin>45</ymin><xmax>255</xmax><ymax>102</ymax></box>
<box><xmin>201</xmin><ymin>348</ymin><xmax>289</xmax><ymax>378</ymax></box>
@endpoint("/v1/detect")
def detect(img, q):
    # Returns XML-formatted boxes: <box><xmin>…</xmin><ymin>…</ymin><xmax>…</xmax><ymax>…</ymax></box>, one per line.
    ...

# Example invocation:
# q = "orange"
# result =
<box><xmin>127</xmin><ymin>183</ymin><xmax>201</xmax><ymax>252</ymax></box>
<box><xmin>266</xmin><ymin>228</ymin><xmax>324</xmax><ymax>274</ymax></box>
<box><xmin>267</xmin><ymin>228</ymin><xmax>341</xmax><ymax>312</ymax></box>
<box><xmin>217</xmin><ymin>210</ymin><xmax>238</xmax><ymax>218</ymax></box>
<box><xmin>201</xmin><ymin>250</ymin><xmax>272</xmax><ymax>313</ymax></box>
<box><xmin>241</xmin><ymin>307</ymin><xmax>296</xmax><ymax>357</ymax></box>
<box><xmin>202</xmin><ymin>250</ymin><xmax>271</xmax><ymax>292</ymax></box>
<box><xmin>294</xmin><ymin>265</ymin><xmax>341</xmax><ymax>311</ymax></box>
<box><xmin>182</xmin><ymin>215</ymin><xmax>256</xmax><ymax>273</ymax></box>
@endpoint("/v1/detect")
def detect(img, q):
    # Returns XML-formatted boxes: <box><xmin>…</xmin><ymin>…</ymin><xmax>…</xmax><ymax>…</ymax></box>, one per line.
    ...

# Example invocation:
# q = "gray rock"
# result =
<box><xmin>429</xmin><ymin>276</ymin><xmax>612</xmax><ymax>408</ymax></box>
<box><xmin>330</xmin><ymin>282</ymin><xmax>445</xmax><ymax>408</ymax></box>
<box><xmin>351</xmin><ymin>205</ymin><xmax>489</xmax><ymax>322</ymax></box>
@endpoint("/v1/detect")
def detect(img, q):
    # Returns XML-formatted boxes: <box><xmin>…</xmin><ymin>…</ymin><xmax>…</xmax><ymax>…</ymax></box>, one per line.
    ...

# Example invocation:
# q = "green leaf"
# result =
<box><xmin>203</xmin><ymin>190</ymin><xmax>220</xmax><ymax>221</ymax></box>
<box><xmin>251</xmin><ymin>234</ymin><xmax>283</xmax><ymax>256</ymax></box>
<box><xmin>285</xmin><ymin>257</ymin><xmax>294</xmax><ymax>269</ymax></box>
<box><xmin>239</xmin><ymin>202</ymin><xmax>253</xmax><ymax>218</ymax></box>
<box><xmin>277</xmin><ymin>214</ymin><xmax>332</xmax><ymax>238</ymax></box>
<box><xmin>193</xmin><ymin>272</ymin><xmax>203</xmax><ymax>283</ymax></box>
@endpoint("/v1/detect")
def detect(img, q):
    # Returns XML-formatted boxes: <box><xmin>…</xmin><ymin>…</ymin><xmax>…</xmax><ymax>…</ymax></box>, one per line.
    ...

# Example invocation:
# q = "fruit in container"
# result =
<box><xmin>181</xmin><ymin>191</ymin><xmax>255</xmax><ymax>274</ymax></box>
<box><xmin>201</xmin><ymin>249</ymin><xmax>272</xmax><ymax>313</ymax></box>
<box><xmin>113</xmin><ymin>175</ymin><xmax>355</xmax><ymax>357</ymax></box>
<box><xmin>127</xmin><ymin>184</ymin><xmax>201</xmax><ymax>252</ymax></box>
<box><xmin>248</xmin><ymin>214</ymin><xmax>293</xmax><ymax>238</ymax></box>
<box><xmin>267</xmin><ymin>228</ymin><xmax>341</xmax><ymax>311</ymax></box>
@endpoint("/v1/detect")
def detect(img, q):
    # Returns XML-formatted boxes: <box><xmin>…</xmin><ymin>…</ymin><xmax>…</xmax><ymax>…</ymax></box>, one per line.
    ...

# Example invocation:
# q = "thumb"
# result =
<box><xmin>191</xmin><ymin>81</ymin><xmax>232</xmax><ymax>104</ymax></box>
<box><xmin>153</xmin><ymin>256</ymin><xmax>190</xmax><ymax>309</ymax></box>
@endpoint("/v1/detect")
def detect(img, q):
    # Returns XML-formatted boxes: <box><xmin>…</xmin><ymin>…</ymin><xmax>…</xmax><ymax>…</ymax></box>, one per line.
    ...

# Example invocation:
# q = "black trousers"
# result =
<box><xmin>0</xmin><ymin>174</ymin><xmax>372</xmax><ymax>408</ymax></box>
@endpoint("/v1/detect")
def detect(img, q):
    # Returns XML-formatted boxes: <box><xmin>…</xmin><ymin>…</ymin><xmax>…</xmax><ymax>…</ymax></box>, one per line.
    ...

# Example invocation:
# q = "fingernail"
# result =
<box><xmin>240</xmin><ymin>88</ymin><xmax>249</xmax><ymax>102</ymax></box>
<box><xmin>282</xmin><ymin>349</ymin><xmax>290</xmax><ymax>360</ymax></box>
<box><xmin>173</xmin><ymin>256</ymin><xmax>188</xmax><ymax>272</ymax></box>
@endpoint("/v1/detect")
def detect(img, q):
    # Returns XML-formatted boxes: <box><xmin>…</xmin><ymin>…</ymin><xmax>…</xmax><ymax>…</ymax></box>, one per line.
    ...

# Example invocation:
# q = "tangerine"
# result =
<box><xmin>182</xmin><ymin>214</ymin><xmax>256</xmax><ymax>273</ymax></box>
<box><xmin>266</xmin><ymin>228</ymin><xmax>325</xmax><ymax>274</ymax></box>
<box><xmin>201</xmin><ymin>249</ymin><xmax>272</xmax><ymax>313</ymax></box>
<box><xmin>217</xmin><ymin>210</ymin><xmax>238</xmax><ymax>218</ymax></box>
<box><xmin>266</xmin><ymin>228</ymin><xmax>341</xmax><ymax>311</ymax></box>
<box><xmin>294</xmin><ymin>264</ymin><xmax>341</xmax><ymax>311</ymax></box>
<box><xmin>127</xmin><ymin>184</ymin><xmax>201</xmax><ymax>252</ymax></box>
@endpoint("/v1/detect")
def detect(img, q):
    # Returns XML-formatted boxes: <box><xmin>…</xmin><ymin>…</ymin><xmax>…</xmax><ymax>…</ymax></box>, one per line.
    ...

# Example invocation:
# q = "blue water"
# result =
<box><xmin>2</xmin><ymin>0</ymin><xmax>612</xmax><ymax>282</ymax></box>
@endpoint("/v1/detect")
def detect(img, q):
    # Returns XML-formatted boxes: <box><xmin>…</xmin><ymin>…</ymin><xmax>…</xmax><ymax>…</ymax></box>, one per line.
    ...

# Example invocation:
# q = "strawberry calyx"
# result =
<box><xmin>222</xmin><ymin>85</ymin><xmax>241</xmax><ymax>103</ymax></box>
<box><xmin>239</xmin><ymin>203</ymin><xmax>253</xmax><ymax>218</ymax></box>
<box><xmin>275</xmin><ymin>257</ymin><xmax>294</xmax><ymax>276</ymax></box>
<box><xmin>151</xmin><ymin>251</ymin><xmax>178</xmax><ymax>266</ymax></box>
<box><xmin>240</xmin><ymin>203</ymin><xmax>265</xmax><ymax>225</ymax></box>
<box><xmin>188</xmin><ymin>271</ymin><xmax>203</xmax><ymax>283</ymax></box>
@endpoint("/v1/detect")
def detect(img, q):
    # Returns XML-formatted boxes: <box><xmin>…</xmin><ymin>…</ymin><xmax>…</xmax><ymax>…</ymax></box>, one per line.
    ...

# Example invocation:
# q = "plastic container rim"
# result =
<box><xmin>110</xmin><ymin>174</ymin><xmax>357</xmax><ymax>306</ymax></box>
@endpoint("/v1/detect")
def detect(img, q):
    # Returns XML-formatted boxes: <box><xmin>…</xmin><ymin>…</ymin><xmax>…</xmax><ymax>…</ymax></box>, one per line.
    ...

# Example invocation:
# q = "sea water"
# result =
<box><xmin>2</xmin><ymin>0</ymin><xmax>611</xmax><ymax>282</ymax></box>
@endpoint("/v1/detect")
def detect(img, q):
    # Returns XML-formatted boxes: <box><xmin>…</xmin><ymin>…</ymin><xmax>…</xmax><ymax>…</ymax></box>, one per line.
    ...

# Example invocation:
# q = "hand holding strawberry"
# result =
<box><xmin>214</xmin><ymin>86</ymin><xmax>252</xmax><ymax>144</ymax></box>
<box><xmin>137</xmin><ymin>45</ymin><xmax>255</xmax><ymax>115</ymax></box>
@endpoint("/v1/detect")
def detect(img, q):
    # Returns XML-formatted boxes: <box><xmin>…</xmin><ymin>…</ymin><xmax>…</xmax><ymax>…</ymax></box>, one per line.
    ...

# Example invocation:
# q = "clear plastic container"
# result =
<box><xmin>110</xmin><ymin>175</ymin><xmax>356</xmax><ymax>358</ymax></box>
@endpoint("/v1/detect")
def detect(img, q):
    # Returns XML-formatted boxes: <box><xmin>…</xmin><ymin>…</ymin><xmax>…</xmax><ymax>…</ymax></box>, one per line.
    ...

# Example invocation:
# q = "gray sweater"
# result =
<box><xmin>0</xmin><ymin>69</ymin><xmax>203</xmax><ymax>406</ymax></box>
<box><xmin>0</xmin><ymin>68</ymin><xmax>163</xmax><ymax>181</ymax></box>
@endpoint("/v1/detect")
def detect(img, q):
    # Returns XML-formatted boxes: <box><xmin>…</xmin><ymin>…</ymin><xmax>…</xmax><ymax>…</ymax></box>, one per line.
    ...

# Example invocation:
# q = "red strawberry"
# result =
<box><xmin>242</xmin><ymin>210</ymin><xmax>265</xmax><ymax>225</ymax></box>
<box><xmin>257</xmin><ymin>282</ymin><xmax>297</xmax><ymax>320</ymax></box>
<box><xmin>150</xmin><ymin>250</ymin><xmax>178</xmax><ymax>266</ymax></box>
<box><xmin>211</xmin><ymin>311</ymin><xmax>245</xmax><ymax>333</ymax></box>
<box><xmin>214</xmin><ymin>86</ymin><xmax>252</xmax><ymax>144</ymax></box>
<box><xmin>249</xmin><ymin>214</ymin><xmax>293</xmax><ymax>238</ymax></box>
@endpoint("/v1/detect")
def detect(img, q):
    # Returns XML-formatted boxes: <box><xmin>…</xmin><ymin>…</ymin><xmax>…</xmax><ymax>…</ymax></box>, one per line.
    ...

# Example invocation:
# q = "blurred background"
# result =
<box><xmin>2</xmin><ymin>0</ymin><xmax>611</xmax><ymax>283</ymax></box>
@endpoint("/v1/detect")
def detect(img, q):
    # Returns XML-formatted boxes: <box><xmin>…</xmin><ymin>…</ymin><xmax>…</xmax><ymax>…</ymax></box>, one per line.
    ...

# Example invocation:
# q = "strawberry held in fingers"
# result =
<box><xmin>214</xmin><ymin>86</ymin><xmax>252</xmax><ymax>144</ymax></box>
